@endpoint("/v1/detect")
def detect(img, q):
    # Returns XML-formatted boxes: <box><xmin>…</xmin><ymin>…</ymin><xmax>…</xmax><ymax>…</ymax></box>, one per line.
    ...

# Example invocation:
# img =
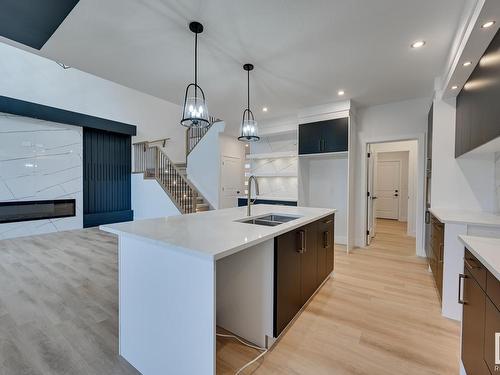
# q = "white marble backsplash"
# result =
<box><xmin>247</xmin><ymin>132</ymin><xmax>298</xmax><ymax>199</ymax></box>
<box><xmin>496</xmin><ymin>152</ymin><xmax>500</xmax><ymax>212</ymax></box>
<box><xmin>0</xmin><ymin>113</ymin><xmax>83</xmax><ymax>239</ymax></box>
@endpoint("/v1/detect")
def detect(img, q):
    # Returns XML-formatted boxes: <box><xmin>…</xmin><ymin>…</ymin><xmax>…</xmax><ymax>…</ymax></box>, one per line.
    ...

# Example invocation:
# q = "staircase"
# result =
<box><xmin>132</xmin><ymin>142</ymin><xmax>211</xmax><ymax>214</ymax></box>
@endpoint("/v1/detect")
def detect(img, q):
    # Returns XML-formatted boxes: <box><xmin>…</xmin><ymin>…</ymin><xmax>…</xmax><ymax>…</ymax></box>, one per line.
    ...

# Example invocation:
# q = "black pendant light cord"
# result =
<box><xmin>247</xmin><ymin>68</ymin><xmax>250</xmax><ymax>118</ymax></box>
<box><xmin>194</xmin><ymin>31</ymin><xmax>198</xmax><ymax>101</ymax></box>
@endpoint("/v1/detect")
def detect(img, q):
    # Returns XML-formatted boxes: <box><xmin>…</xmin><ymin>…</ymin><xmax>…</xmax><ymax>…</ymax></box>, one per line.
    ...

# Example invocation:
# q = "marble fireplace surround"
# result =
<box><xmin>0</xmin><ymin>113</ymin><xmax>83</xmax><ymax>239</ymax></box>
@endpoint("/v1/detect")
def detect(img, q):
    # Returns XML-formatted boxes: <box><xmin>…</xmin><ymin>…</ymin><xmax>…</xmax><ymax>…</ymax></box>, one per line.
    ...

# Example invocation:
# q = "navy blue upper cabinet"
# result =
<box><xmin>298</xmin><ymin>117</ymin><xmax>349</xmax><ymax>155</ymax></box>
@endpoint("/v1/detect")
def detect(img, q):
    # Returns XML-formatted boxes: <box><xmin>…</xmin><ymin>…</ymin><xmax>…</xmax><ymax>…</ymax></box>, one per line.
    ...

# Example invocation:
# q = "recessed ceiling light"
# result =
<box><xmin>411</xmin><ymin>40</ymin><xmax>426</xmax><ymax>49</ymax></box>
<box><xmin>463</xmin><ymin>61</ymin><xmax>472</xmax><ymax>67</ymax></box>
<box><xmin>451</xmin><ymin>85</ymin><xmax>458</xmax><ymax>90</ymax></box>
<box><xmin>262</xmin><ymin>107</ymin><xmax>268</xmax><ymax>112</ymax></box>
<box><xmin>481</xmin><ymin>21</ymin><xmax>496</xmax><ymax>29</ymax></box>
<box><xmin>338</xmin><ymin>90</ymin><xmax>345</xmax><ymax>96</ymax></box>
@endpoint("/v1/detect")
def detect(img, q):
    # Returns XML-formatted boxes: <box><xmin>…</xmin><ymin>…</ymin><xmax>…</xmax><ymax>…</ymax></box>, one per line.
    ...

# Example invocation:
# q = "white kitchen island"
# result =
<box><xmin>101</xmin><ymin>204</ymin><xmax>335</xmax><ymax>375</ymax></box>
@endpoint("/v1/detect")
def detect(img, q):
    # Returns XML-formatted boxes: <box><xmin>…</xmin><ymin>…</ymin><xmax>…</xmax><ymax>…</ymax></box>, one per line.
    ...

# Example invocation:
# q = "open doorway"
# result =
<box><xmin>366</xmin><ymin>140</ymin><xmax>418</xmax><ymax>249</ymax></box>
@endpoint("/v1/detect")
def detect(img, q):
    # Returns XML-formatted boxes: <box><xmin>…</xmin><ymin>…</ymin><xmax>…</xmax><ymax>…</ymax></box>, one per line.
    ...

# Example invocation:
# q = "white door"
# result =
<box><xmin>375</xmin><ymin>160</ymin><xmax>400</xmax><ymax>220</ymax></box>
<box><xmin>220</xmin><ymin>155</ymin><xmax>243</xmax><ymax>208</ymax></box>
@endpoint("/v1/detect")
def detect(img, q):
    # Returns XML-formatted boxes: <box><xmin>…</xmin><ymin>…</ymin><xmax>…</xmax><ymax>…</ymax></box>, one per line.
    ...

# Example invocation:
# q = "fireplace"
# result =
<box><xmin>0</xmin><ymin>199</ymin><xmax>76</xmax><ymax>224</ymax></box>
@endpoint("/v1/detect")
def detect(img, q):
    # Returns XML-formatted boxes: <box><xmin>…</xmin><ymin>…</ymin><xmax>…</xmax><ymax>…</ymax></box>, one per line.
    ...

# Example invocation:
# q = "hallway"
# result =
<box><xmin>218</xmin><ymin>219</ymin><xmax>460</xmax><ymax>374</ymax></box>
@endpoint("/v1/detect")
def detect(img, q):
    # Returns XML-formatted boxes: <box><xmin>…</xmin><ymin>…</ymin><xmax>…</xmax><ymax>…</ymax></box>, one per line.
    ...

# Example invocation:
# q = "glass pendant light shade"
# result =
<box><xmin>238</xmin><ymin>64</ymin><xmax>260</xmax><ymax>142</ymax></box>
<box><xmin>181</xmin><ymin>84</ymin><xmax>209</xmax><ymax>128</ymax></box>
<box><xmin>181</xmin><ymin>22</ymin><xmax>210</xmax><ymax>128</ymax></box>
<box><xmin>239</xmin><ymin>110</ymin><xmax>259</xmax><ymax>141</ymax></box>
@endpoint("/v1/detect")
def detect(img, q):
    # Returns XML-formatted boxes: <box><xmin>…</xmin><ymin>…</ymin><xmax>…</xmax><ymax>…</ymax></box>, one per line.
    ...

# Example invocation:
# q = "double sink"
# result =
<box><xmin>236</xmin><ymin>213</ymin><xmax>302</xmax><ymax>227</ymax></box>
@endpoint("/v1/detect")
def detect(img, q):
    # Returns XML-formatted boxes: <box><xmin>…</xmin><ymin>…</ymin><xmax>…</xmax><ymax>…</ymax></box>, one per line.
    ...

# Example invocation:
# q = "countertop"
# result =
<box><xmin>101</xmin><ymin>204</ymin><xmax>335</xmax><ymax>261</ymax></box>
<box><xmin>459</xmin><ymin>235</ymin><xmax>500</xmax><ymax>281</ymax></box>
<box><xmin>429</xmin><ymin>208</ymin><xmax>500</xmax><ymax>227</ymax></box>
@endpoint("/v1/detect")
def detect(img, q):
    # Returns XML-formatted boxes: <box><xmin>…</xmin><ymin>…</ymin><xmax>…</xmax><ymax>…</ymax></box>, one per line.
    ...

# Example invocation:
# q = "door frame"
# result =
<box><xmin>360</xmin><ymin>133</ymin><xmax>425</xmax><ymax>257</ymax></box>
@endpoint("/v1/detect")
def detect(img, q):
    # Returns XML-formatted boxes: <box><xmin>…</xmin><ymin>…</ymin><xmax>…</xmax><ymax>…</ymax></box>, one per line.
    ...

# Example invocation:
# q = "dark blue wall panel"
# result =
<box><xmin>0</xmin><ymin>96</ymin><xmax>137</xmax><ymax>136</ymax></box>
<box><xmin>0</xmin><ymin>0</ymin><xmax>80</xmax><ymax>49</ymax></box>
<box><xmin>83</xmin><ymin>128</ymin><xmax>133</xmax><ymax>227</ymax></box>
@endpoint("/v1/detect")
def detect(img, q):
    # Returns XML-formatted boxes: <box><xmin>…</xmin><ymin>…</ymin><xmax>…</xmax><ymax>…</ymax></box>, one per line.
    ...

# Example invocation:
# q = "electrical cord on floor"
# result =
<box><xmin>216</xmin><ymin>333</ymin><xmax>268</xmax><ymax>375</ymax></box>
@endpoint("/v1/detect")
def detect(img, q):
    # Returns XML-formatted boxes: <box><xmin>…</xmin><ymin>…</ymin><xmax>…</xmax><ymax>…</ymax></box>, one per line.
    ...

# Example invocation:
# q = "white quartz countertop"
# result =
<box><xmin>430</xmin><ymin>208</ymin><xmax>500</xmax><ymax>227</ymax></box>
<box><xmin>101</xmin><ymin>204</ymin><xmax>335</xmax><ymax>261</ymax></box>
<box><xmin>459</xmin><ymin>235</ymin><xmax>500</xmax><ymax>281</ymax></box>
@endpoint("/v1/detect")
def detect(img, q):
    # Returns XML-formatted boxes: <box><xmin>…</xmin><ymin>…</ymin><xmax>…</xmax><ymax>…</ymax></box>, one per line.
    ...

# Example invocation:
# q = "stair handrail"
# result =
<box><xmin>133</xmin><ymin>142</ymin><xmax>198</xmax><ymax>213</ymax></box>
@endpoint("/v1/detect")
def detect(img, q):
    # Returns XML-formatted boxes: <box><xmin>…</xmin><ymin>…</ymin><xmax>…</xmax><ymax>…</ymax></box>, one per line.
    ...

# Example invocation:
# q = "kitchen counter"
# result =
<box><xmin>100</xmin><ymin>204</ymin><xmax>336</xmax><ymax>375</ymax></box>
<box><xmin>430</xmin><ymin>208</ymin><xmax>500</xmax><ymax>227</ymax></box>
<box><xmin>459</xmin><ymin>235</ymin><xmax>500</xmax><ymax>281</ymax></box>
<box><xmin>102</xmin><ymin>204</ymin><xmax>334</xmax><ymax>260</ymax></box>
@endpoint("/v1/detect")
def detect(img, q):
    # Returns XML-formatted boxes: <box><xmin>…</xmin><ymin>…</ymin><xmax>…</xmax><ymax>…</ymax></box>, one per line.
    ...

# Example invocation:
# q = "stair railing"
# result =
<box><xmin>133</xmin><ymin>142</ymin><xmax>198</xmax><ymax>214</ymax></box>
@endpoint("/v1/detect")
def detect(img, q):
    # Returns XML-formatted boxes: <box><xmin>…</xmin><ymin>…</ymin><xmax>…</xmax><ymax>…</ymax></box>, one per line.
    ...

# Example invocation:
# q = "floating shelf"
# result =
<box><xmin>246</xmin><ymin>151</ymin><xmax>297</xmax><ymax>160</ymax></box>
<box><xmin>298</xmin><ymin>151</ymin><xmax>348</xmax><ymax>159</ymax></box>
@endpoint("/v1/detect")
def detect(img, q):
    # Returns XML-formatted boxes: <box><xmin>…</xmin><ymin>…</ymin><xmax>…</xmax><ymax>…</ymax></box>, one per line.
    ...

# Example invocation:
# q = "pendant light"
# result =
<box><xmin>238</xmin><ymin>63</ymin><xmax>260</xmax><ymax>142</ymax></box>
<box><xmin>180</xmin><ymin>22</ymin><xmax>209</xmax><ymax>128</ymax></box>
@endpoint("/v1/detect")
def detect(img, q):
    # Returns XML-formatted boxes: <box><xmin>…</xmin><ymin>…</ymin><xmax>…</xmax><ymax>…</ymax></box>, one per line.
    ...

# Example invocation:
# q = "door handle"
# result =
<box><xmin>425</xmin><ymin>211</ymin><xmax>430</xmax><ymax>224</ymax></box>
<box><xmin>458</xmin><ymin>273</ymin><xmax>467</xmax><ymax>304</ymax></box>
<box><xmin>372</xmin><ymin>196</ymin><xmax>378</xmax><ymax>200</ymax></box>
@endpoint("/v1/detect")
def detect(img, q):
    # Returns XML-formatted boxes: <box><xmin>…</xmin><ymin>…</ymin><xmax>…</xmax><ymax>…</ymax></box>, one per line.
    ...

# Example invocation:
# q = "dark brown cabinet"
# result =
<box><xmin>460</xmin><ymin>248</ymin><xmax>500</xmax><ymax>374</ymax></box>
<box><xmin>429</xmin><ymin>214</ymin><xmax>444</xmax><ymax>300</ymax></box>
<box><xmin>317</xmin><ymin>215</ymin><xmax>335</xmax><ymax>286</ymax></box>
<box><xmin>455</xmin><ymin>28</ymin><xmax>500</xmax><ymax>157</ymax></box>
<box><xmin>274</xmin><ymin>215</ymin><xmax>335</xmax><ymax>337</ymax></box>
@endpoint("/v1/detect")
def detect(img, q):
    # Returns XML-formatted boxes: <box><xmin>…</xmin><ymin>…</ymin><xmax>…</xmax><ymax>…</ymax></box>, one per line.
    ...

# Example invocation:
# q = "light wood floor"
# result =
<box><xmin>0</xmin><ymin>219</ymin><xmax>460</xmax><ymax>375</ymax></box>
<box><xmin>217</xmin><ymin>219</ymin><xmax>461</xmax><ymax>374</ymax></box>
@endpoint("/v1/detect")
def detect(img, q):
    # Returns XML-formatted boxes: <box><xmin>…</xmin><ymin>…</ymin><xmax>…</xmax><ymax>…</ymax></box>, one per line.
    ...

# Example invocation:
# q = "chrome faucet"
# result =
<box><xmin>247</xmin><ymin>175</ymin><xmax>260</xmax><ymax>216</ymax></box>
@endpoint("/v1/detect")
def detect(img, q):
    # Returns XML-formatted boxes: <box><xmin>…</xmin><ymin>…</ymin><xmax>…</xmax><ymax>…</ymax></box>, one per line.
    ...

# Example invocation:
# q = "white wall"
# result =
<box><xmin>131</xmin><ymin>174</ymin><xmax>181</xmax><ymax>220</ymax></box>
<box><xmin>356</xmin><ymin>97</ymin><xmax>429</xmax><ymax>254</ymax></box>
<box><xmin>0</xmin><ymin>113</ymin><xmax>82</xmax><ymax>239</ymax></box>
<box><xmin>0</xmin><ymin>42</ymin><xmax>186</xmax><ymax>163</ymax></box>
<box><xmin>187</xmin><ymin>122</ymin><xmax>245</xmax><ymax>209</ymax></box>
<box><xmin>376</xmin><ymin>151</ymin><xmax>409</xmax><ymax>222</ymax></box>
<box><xmin>187</xmin><ymin>123</ymin><xmax>225</xmax><ymax>208</ymax></box>
<box><xmin>431</xmin><ymin>97</ymin><xmax>497</xmax><ymax>212</ymax></box>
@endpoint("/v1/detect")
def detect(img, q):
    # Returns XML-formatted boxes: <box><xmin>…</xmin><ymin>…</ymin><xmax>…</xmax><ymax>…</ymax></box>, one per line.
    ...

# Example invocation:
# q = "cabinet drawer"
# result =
<box><xmin>487</xmin><ymin>271</ymin><xmax>500</xmax><ymax>311</ymax></box>
<box><xmin>465</xmin><ymin>249</ymin><xmax>487</xmax><ymax>290</ymax></box>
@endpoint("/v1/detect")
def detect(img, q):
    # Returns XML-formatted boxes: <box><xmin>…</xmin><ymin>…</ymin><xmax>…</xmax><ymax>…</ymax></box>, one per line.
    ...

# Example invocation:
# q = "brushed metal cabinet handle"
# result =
<box><xmin>458</xmin><ymin>273</ymin><xmax>467</xmax><ymax>304</ymax></box>
<box><xmin>323</xmin><ymin>231</ymin><xmax>329</xmax><ymax>248</ymax></box>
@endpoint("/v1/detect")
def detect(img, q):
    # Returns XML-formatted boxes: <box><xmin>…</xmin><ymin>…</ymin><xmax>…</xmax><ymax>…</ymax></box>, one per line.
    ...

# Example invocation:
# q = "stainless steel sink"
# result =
<box><xmin>240</xmin><ymin>218</ymin><xmax>283</xmax><ymax>227</ymax></box>
<box><xmin>236</xmin><ymin>213</ymin><xmax>302</xmax><ymax>227</ymax></box>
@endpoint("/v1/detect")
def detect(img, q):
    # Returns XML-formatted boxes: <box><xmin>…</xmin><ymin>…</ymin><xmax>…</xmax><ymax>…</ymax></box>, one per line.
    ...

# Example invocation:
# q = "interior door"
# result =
<box><xmin>375</xmin><ymin>160</ymin><xmax>400</xmax><ymax>220</ymax></box>
<box><xmin>220</xmin><ymin>155</ymin><xmax>243</xmax><ymax>208</ymax></box>
<box><xmin>366</xmin><ymin>145</ymin><xmax>375</xmax><ymax>245</ymax></box>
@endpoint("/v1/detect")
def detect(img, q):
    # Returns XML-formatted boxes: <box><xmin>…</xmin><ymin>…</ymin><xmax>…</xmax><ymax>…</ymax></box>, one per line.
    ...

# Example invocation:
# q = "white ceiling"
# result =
<box><xmin>26</xmin><ymin>0</ymin><xmax>469</xmax><ymax>128</ymax></box>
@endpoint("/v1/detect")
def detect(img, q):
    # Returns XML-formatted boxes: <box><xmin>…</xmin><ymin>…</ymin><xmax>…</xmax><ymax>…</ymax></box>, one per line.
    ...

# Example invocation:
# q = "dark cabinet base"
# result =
<box><xmin>274</xmin><ymin>214</ymin><xmax>335</xmax><ymax>338</ymax></box>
